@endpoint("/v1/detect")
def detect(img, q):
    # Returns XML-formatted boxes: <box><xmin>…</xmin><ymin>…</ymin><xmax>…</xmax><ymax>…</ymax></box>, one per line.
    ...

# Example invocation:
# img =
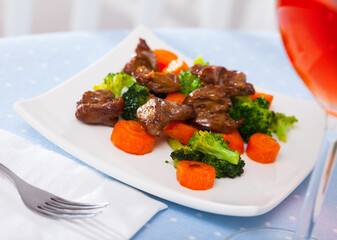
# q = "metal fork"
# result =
<box><xmin>0</xmin><ymin>163</ymin><xmax>109</xmax><ymax>219</ymax></box>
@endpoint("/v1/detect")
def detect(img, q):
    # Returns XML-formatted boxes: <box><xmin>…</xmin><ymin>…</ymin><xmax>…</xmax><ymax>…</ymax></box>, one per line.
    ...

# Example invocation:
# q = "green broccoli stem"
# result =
<box><xmin>203</xmin><ymin>143</ymin><xmax>240</xmax><ymax>165</ymax></box>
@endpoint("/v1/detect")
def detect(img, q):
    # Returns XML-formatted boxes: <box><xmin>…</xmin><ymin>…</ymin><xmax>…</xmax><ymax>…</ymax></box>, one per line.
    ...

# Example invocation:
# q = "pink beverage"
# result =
<box><xmin>277</xmin><ymin>0</ymin><xmax>337</xmax><ymax>116</ymax></box>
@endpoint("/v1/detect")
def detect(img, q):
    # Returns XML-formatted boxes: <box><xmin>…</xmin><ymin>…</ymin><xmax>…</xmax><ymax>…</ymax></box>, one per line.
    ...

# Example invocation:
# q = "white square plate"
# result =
<box><xmin>14</xmin><ymin>26</ymin><xmax>325</xmax><ymax>216</ymax></box>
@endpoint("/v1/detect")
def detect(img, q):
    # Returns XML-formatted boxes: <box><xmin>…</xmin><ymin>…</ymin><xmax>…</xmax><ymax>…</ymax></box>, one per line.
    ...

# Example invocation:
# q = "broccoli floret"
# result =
<box><xmin>121</xmin><ymin>83</ymin><xmax>150</xmax><ymax>120</ymax></box>
<box><xmin>229</xmin><ymin>96</ymin><xmax>273</xmax><ymax>142</ymax></box>
<box><xmin>188</xmin><ymin>130</ymin><xmax>240</xmax><ymax>165</ymax></box>
<box><xmin>94</xmin><ymin>72</ymin><xmax>136</xmax><ymax>97</ymax></box>
<box><xmin>193</xmin><ymin>55</ymin><xmax>209</xmax><ymax>66</ymax></box>
<box><xmin>268</xmin><ymin>112</ymin><xmax>298</xmax><ymax>142</ymax></box>
<box><xmin>169</xmin><ymin>146</ymin><xmax>245</xmax><ymax>178</ymax></box>
<box><xmin>170</xmin><ymin>146</ymin><xmax>204</xmax><ymax>168</ymax></box>
<box><xmin>178</xmin><ymin>70</ymin><xmax>202</xmax><ymax>95</ymax></box>
<box><xmin>252</xmin><ymin>97</ymin><xmax>270</xmax><ymax>109</ymax></box>
<box><xmin>203</xmin><ymin>156</ymin><xmax>245</xmax><ymax>179</ymax></box>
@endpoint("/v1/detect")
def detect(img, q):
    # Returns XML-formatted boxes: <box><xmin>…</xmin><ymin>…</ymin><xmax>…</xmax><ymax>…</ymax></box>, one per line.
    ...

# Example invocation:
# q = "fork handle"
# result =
<box><xmin>0</xmin><ymin>163</ymin><xmax>25</xmax><ymax>187</ymax></box>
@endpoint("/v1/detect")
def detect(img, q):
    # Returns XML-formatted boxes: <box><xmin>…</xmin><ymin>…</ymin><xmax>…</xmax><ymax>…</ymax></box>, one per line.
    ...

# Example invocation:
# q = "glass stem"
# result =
<box><xmin>294</xmin><ymin>114</ymin><xmax>337</xmax><ymax>239</ymax></box>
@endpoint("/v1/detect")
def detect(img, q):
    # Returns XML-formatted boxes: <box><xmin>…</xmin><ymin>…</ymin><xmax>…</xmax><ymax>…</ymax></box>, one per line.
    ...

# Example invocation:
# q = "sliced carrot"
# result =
<box><xmin>221</xmin><ymin>130</ymin><xmax>244</xmax><ymax>154</ymax></box>
<box><xmin>153</xmin><ymin>49</ymin><xmax>178</xmax><ymax>72</ymax></box>
<box><xmin>165</xmin><ymin>92</ymin><xmax>186</xmax><ymax>104</ymax></box>
<box><xmin>111</xmin><ymin>120</ymin><xmax>155</xmax><ymax>155</ymax></box>
<box><xmin>176</xmin><ymin>161</ymin><xmax>216</xmax><ymax>190</ymax></box>
<box><xmin>162</xmin><ymin>121</ymin><xmax>198</xmax><ymax>145</ymax></box>
<box><xmin>250</xmin><ymin>92</ymin><xmax>274</xmax><ymax>107</ymax></box>
<box><xmin>246</xmin><ymin>133</ymin><xmax>280</xmax><ymax>164</ymax></box>
<box><xmin>162</xmin><ymin>59</ymin><xmax>189</xmax><ymax>75</ymax></box>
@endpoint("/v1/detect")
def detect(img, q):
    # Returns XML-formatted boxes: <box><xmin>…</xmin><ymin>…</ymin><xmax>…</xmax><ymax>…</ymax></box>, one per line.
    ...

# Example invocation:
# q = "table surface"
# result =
<box><xmin>0</xmin><ymin>28</ymin><xmax>336</xmax><ymax>240</ymax></box>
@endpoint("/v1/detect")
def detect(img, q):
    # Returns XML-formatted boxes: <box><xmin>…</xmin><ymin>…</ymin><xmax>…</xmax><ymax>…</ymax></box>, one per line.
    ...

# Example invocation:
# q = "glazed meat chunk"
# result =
<box><xmin>183</xmin><ymin>85</ymin><xmax>243</xmax><ymax>133</ymax></box>
<box><xmin>137</xmin><ymin>96</ymin><xmax>194</xmax><ymax>136</ymax></box>
<box><xmin>190</xmin><ymin>64</ymin><xmax>255</xmax><ymax>96</ymax></box>
<box><xmin>75</xmin><ymin>90</ymin><xmax>124</xmax><ymax>127</ymax></box>
<box><xmin>133</xmin><ymin>71</ymin><xmax>181</xmax><ymax>94</ymax></box>
<box><xmin>123</xmin><ymin>38</ymin><xmax>158</xmax><ymax>75</ymax></box>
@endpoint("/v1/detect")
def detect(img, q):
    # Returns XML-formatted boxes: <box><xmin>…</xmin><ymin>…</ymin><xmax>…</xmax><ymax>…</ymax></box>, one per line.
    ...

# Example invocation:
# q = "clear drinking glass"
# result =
<box><xmin>226</xmin><ymin>0</ymin><xmax>337</xmax><ymax>239</ymax></box>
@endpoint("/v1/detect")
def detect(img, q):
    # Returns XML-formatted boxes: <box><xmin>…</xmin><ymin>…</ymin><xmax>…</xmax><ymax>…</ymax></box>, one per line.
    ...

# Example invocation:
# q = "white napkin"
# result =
<box><xmin>0</xmin><ymin>129</ymin><xmax>167</xmax><ymax>240</ymax></box>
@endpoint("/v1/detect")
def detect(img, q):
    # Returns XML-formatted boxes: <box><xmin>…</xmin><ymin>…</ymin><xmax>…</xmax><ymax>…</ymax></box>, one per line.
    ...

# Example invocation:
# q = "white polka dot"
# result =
<box><xmin>283</xmin><ymin>65</ymin><xmax>291</xmax><ymax>71</ymax></box>
<box><xmin>249</xmin><ymin>55</ymin><xmax>256</xmax><ymax>61</ymax></box>
<box><xmin>21</xmin><ymin>129</ymin><xmax>27</xmax><ymax>133</ymax></box>
<box><xmin>54</xmin><ymin>76</ymin><xmax>60</xmax><ymax>81</ymax></box>
<box><xmin>74</xmin><ymin>45</ymin><xmax>81</xmax><ymax>51</ymax></box>
<box><xmin>194</xmin><ymin>48</ymin><xmax>201</xmax><ymax>53</ymax></box>
<box><xmin>285</xmin><ymin>236</ymin><xmax>292</xmax><ymax>240</ymax></box>
<box><xmin>17</xmin><ymin>66</ymin><xmax>24</xmax><ymax>71</ymax></box>
<box><xmin>41</xmin><ymin>63</ymin><xmax>48</xmax><ymax>68</ymax></box>
<box><xmin>214</xmin><ymin>232</ymin><xmax>221</xmax><ymax>237</ymax></box>
<box><xmin>333</xmin><ymin>228</ymin><xmax>337</xmax><ymax>233</ymax></box>
<box><xmin>30</xmin><ymin>80</ymin><xmax>37</xmax><ymax>84</ymax></box>
<box><xmin>196</xmin><ymin>213</ymin><xmax>203</xmax><ymax>217</ymax></box>
<box><xmin>188</xmin><ymin>236</ymin><xmax>196</xmax><ymax>240</ymax></box>
<box><xmin>64</xmin><ymin>60</ymin><xmax>71</xmax><ymax>64</ymax></box>
<box><xmin>50</xmin><ymin>48</ymin><xmax>58</xmax><ymax>52</ymax></box>
<box><xmin>27</xmin><ymin>50</ymin><xmax>35</xmax><ymax>55</ymax></box>
<box><xmin>295</xmin><ymin>92</ymin><xmax>303</xmax><ymax>98</ymax></box>
<box><xmin>289</xmin><ymin>216</ymin><xmax>296</xmax><ymax>221</ymax></box>
<box><xmin>265</xmin><ymin>221</ymin><xmax>271</xmax><ymax>227</ymax></box>
<box><xmin>239</xmin><ymin>227</ymin><xmax>246</xmax><ymax>231</ymax></box>
<box><xmin>97</xmin><ymin>43</ymin><xmax>102</xmax><ymax>48</ymax></box>
<box><xmin>81</xmin><ymin>33</ymin><xmax>90</xmax><ymax>38</ymax></box>
<box><xmin>170</xmin><ymin>217</ymin><xmax>177</xmax><ymax>222</ymax></box>
<box><xmin>214</xmin><ymin>45</ymin><xmax>222</xmax><ymax>50</ymax></box>
<box><xmin>268</xmin><ymin>53</ymin><xmax>275</xmax><ymax>59</ymax></box>
<box><xmin>254</xmin><ymin>41</ymin><xmax>261</xmax><ymax>47</ymax></box>
<box><xmin>293</xmin><ymin>194</ymin><xmax>300</xmax><ymax>199</ymax></box>
<box><xmin>4</xmin><ymin>53</ymin><xmax>10</xmax><ymax>57</ymax></box>
<box><xmin>278</xmin><ymin>80</ymin><xmax>287</xmax><ymax>86</ymax></box>
<box><xmin>6</xmin><ymin>114</ymin><xmax>13</xmax><ymax>118</ymax></box>
<box><xmin>234</xmin><ymin>43</ymin><xmax>241</xmax><ymax>49</ymax></box>
<box><xmin>264</xmin><ymin>68</ymin><xmax>271</xmax><ymax>73</ymax></box>
<box><xmin>5</xmin><ymin>82</ymin><xmax>11</xmax><ymax>87</ymax></box>
<box><xmin>180</xmin><ymin>36</ymin><xmax>187</xmax><ymax>42</ymax></box>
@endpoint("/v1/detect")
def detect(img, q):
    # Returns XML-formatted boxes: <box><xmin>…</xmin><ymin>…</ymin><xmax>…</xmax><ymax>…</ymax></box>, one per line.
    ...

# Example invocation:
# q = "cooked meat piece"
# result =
<box><xmin>137</xmin><ymin>96</ymin><xmax>194</xmax><ymax>135</ymax></box>
<box><xmin>183</xmin><ymin>85</ymin><xmax>243</xmax><ymax>132</ymax></box>
<box><xmin>190</xmin><ymin>64</ymin><xmax>255</xmax><ymax>96</ymax></box>
<box><xmin>133</xmin><ymin>71</ymin><xmax>181</xmax><ymax>93</ymax></box>
<box><xmin>123</xmin><ymin>38</ymin><xmax>158</xmax><ymax>75</ymax></box>
<box><xmin>135</xmin><ymin>66</ymin><xmax>152</xmax><ymax>74</ymax></box>
<box><xmin>75</xmin><ymin>90</ymin><xmax>124</xmax><ymax>127</ymax></box>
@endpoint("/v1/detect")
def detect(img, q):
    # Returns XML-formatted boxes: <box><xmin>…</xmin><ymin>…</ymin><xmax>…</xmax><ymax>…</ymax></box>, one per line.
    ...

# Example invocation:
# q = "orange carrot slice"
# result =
<box><xmin>250</xmin><ymin>92</ymin><xmax>274</xmax><ymax>107</ymax></box>
<box><xmin>165</xmin><ymin>92</ymin><xmax>186</xmax><ymax>104</ymax></box>
<box><xmin>111</xmin><ymin>120</ymin><xmax>155</xmax><ymax>155</ymax></box>
<box><xmin>246</xmin><ymin>133</ymin><xmax>280</xmax><ymax>164</ymax></box>
<box><xmin>162</xmin><ymin>121</ymin><xmax>198</xmax><ymax>145</ymax></box>
<box><xmin>176</xmin><ymin>161</ymin><xmax>216</xmax><ymax>190</ymax></box>
<box><xmin>221</xmin><ymin>130</ymin><xmax>245</xmax><ymax>154</ymax></box>
<box><xmin>162</xmin><ymin>59</ymin><xmax>189</xmax><ymax>75</ymax></box>
<box><xmin>153</xmin><ymin>49</ymin><xmax>178</xmax><ymax>72</ymax></box>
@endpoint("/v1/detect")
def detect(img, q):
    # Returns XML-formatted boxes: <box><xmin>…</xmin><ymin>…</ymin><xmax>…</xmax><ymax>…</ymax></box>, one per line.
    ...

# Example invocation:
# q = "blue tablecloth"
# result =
<box><xmin>0</xmin><ymin>28</ymin><xmax>336</xmax><ymax>240</ymax></box>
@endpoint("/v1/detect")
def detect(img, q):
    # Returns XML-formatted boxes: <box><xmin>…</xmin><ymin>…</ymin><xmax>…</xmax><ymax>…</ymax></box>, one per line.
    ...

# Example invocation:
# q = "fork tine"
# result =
<box><xmin>50</xmin><ymin>197</ymin><xmax>109</xmax><ymax>209</ymax></box>
<box><xmin>45</xmin><ymin>201</ymin><xmax>104</xmax><ymax>213</ymax></box>
<box><xmin>37</xmin><ymin>205</ymin><xmax>100</xmax><ymax>219</ymax></box>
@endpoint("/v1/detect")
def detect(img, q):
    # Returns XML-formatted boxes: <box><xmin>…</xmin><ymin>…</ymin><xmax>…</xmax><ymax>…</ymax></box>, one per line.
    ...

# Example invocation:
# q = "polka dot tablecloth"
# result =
<box><xmin>1</xmin><ymin>28</ymin><xmax>337</xmax><ymax>240</ymax></box>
